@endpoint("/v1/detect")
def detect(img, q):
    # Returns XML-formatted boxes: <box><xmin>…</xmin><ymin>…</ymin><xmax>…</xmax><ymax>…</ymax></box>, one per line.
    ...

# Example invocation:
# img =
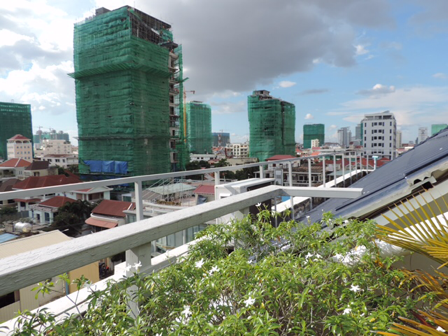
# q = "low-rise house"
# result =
<box><xmin>41</xmin><ymin>154</ymin><xmax>78</xmax><ymax>168</ymax></box>
<box><xmin>64</xmin><ymin>186</ymin><xmax>112</xmax><ymax>203</ymax></box>
<box><xmin>23</xmin><ymin>160</ymin><xmax>54</xmax><ymax>178</ymax></box>
<box><xmin>0</xmin><ymin>230</ymin><xmax>99</xmax><ymax>323</ymax></box>
<box><xmin>0</xmin><ymin>179</ymin><xmax>19</xmax><ymax>209</ymax></box>
<box><xmin>29</xmin><ymin>196</ymin><xmax>76</xmax><ymax>224</ymax></box>
<box><xmin>194</xmin><ymin>184</ymin><xmax>215</xmax><ymax>204</ymax></box>
<box><xmin>6</xmin><ymin>134</ymin><xmax>33</xmax><ymax>161</ymax></box>
<box><xmin>86</xmin><ymin>200</ymin><xmax>135</xmax><ymax>233</ymax></box>
<box><xmin>0</xmin><ymin>158</ymin><xmax>31</xmax><ymax>181</ymax></box>
<box><xmin>13</xmin><ymin>173</ymin><xmax>81</xmax><ymax>215</ymax></box>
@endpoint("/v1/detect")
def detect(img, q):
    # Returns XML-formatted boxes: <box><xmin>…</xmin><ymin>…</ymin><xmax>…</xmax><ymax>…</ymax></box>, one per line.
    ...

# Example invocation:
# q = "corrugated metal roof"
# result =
<box><xmin>301</xmin><ymin>128</ymin><xmax>448</xmax><ymax>225</ymax></box>
<box><xmin>86</xmin><ymin>217</ymin><xmax>118</xmax><ymax>229</ymax></box>
<box><xmin>146</xmin><ymin>183</ymin><xmax>196</xmax><ymax>196</ymax></box>
<box><xmin>0</xmin><ymin>233</ymin><xmax>19</xmax><ymax>244</ymax></box>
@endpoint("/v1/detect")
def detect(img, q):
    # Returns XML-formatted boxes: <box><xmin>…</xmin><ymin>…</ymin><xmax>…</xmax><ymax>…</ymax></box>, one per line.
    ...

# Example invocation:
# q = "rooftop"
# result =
<box><xmin>0</xmin><ymin>158</ymin><xmax>31</xmax><ymax>168</ymax></box>
<box><xmin>92</xmin><ymin>200</ymin><xmax>135</xmax><ymax>218</ymax></box>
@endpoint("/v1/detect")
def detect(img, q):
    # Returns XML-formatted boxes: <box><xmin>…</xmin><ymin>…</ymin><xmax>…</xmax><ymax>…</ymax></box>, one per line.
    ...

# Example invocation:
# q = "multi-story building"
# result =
<box><xmin>337</xmin><ymin>127</ymin><xmax>351</xmax><ymax>148</ymax></box>
<box><xmin>6</xmin><ymin>135</ymin><xmax>33</xmax><ymax>161</ymax></box>
<box><xmin>212</xmin><ymin>132</ymin><xmax>230</xmax><ymax>147</ymax></box>
<box><xmin>71</xmin><ymin>6</ymin><xmax>184</xmax><ymax>177</ymax></box>
<box><xmin>35</xmin><ymin>139</ymin><xmax>72</xmax><ymax>155</ymax></box>
<box><xmin>226</xmin><ymin>143</ymin><xmax>249</xmax><ymax>158</ymax></box>
<box><xmin>248</xmin><ymin>90</ymin><xmax>296</xmax><ymax>161</ymax></box>
<box><xmin>396</xmin><ymin>130</ymin><xmax>402</xmax><ymax>148</ymax></box>
<box><xmin>0</xmin><ymin>102</ymin><xmax>32</xmax><ymax>161</ymax></box>
<box><xmin>355</xmin><ymin>124</ymin><xmax>362</xmax><ymax>143</ymax></box>
<box><xmin>431</xmin><ymin>124</ymin><xmax>447</xmax><ymax>136</ymax></box>
<box><xmin>186</xmin><ymin>101</ymin><xmax>212</xmax><ymax>154</ymax></box>
<box><xmin>310</xmin><ymin>139</ymin><xmax>320</xmax><ymax>148</ymax></box>
<box><xmin>361</xmin><ymin>111</ymin><xmax>396</xmax><ymax>160</ymax></box>
<box><xmin>303</xmin><ymin>124</ymin><xmax>324</xmax><ymax>149</ymax></box>
<box><xmin>33</xmin><ymin>130</ymin><xmax>69</xmax><ymax>147</ymax></box>
<box><xmin>418</xmin><ymin>127</ymin><xmax>429</xmax><ymax>144</ymax></box>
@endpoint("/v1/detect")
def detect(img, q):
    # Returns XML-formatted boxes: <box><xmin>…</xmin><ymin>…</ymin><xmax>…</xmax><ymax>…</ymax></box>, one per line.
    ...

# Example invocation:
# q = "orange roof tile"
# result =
<box><xmin>92</xmin><ymin>200</ymin><xmax>135</xmax><ymax>218</ymax></box>
<box><xmin>0</xmin><ymin>158</ymin><xmax>31</xmax><ymax>168</ymax></box>
<box><xmin>38</xmin><ymin>196</ymin><xmax>76</xmax><ymax>208</ymax></box>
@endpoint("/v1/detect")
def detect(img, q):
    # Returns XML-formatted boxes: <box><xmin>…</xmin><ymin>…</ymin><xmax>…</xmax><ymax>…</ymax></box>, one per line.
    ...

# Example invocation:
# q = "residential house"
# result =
<box><xmin>29</xmin><ymin>196</ymin><xmax>76</xmax><ymax>224</ymax></box>
<box><xmin>42</xmin><ymin>154</ymin><xmax>78</xmax><ymax>168</ymax></box>
<box><xmin>23</xmin><ymin>160</ymin><xmax>54</xmax><ymax>178</ymax></box>
<box><xmin>0</xmin><ymin>158</ymin><xmax>31</xmax><ymax>181</ymax></box>
<box><xmin>86</xmin><ymin>200</ymin><xmax>136</xmax><ymax>233</ymax></box>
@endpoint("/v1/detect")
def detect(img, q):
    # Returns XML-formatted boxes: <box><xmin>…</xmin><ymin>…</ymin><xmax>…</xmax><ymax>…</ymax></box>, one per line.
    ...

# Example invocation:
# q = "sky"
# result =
<box><xmin>0</xmin><ymin>0</ymin><xmax>447</xmax><ymax>146</ymax></box>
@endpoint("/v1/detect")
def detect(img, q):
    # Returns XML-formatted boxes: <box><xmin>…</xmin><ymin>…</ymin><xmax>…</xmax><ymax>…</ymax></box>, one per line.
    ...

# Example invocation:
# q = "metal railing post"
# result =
<box><xmin>288</xmin><ymin>162</ymin><xmax>294</xmax><ymax>219</ymax></box>
<box><xmin>260</xmin><ymin>165</ymin><xmax>264</xmax><ymax>179</ymax></box>
<box><xmin>341</xmin><ymin>154</ymin><xmax>345</xmax><ymax>187</ymax></box>
<box><xmin>322</xmin><ymin>156</ymin><xmax>326</xmax><ymax>187</ymax></box>
<box><xmin>308</xmin><ymin>159</ymin><xmax>313</xmax><ymax>209</ymax></box>
<box><xmin>333</xmin><ymin>155</ymin><xmax>337</xmax><ymax>187</ymax></box>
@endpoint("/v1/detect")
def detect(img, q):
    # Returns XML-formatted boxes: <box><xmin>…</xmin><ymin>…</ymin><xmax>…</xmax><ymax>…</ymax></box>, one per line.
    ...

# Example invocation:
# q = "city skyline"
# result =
<box><xmin>0</xmin><ymin>0</ymin><xmax>447</xmax><ymax>146</ymax></box>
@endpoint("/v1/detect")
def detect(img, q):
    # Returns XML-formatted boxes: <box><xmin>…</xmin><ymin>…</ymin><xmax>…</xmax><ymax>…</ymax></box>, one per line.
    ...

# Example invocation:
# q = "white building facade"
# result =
<box><xmin>6</xmin><ymin>135</ymin><xmax>33</xmax><ymax>161</ymax></box>
<box><xmin>362</xmin><ymin>111</ymin><xmax>397</xmax><ymax>160</ymax></box>
<box><xmin>337</xmin><ymin>127</ymin><xmax>351</xmax><ymax>148</ymax></box>
<box><xmin>418</xmin><ymin>127</ymin><xmax>429</xmax><ymax>144</ymax></box>
<box><xmin>35</xmin><ymin>139</ymin><xmax>73</xmax><ymax>156</ymax></box>
<box><xmin>226</xmin><ymin>143</ymin><xmax>249</xmax><ymax>158</ymax></box>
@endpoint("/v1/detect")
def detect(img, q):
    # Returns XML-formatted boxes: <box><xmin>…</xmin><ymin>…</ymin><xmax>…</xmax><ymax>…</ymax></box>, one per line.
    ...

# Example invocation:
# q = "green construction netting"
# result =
<box><xmin>248</xmin><ymin>92</ymin><xmax>295</xmax><ymax>161</ymax></box>
<box><xmin>303</xmin><ymin>124</ymin><xmax>325</xmax><ymax>149</ymax></box>
<box><xmin>186</xmin><ymin>102</ymin><xmax>212</xmax><ymax>154</ymax></box>
<box><xmin>72</xmin><ymin>7</ymin><xmax>183</xmax><ymax>176</ymax></box>
<box><xmin>0</xmin><ymin>102</ymin><xmax>33</xmax><ymax>160</ymax></box>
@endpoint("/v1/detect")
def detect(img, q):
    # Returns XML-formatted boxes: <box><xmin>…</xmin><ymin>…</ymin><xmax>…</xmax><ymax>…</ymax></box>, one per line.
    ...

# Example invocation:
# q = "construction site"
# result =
<box><xmin>70</xmin><ymin>6</ymin><xmax>187</xmax><ymax>178</ymax></box>
<box><xmin>0</xmin><ymin>102</ymin><xmax>33</xmax><ymax>161</ymax></box>
<box><xmin>186</xmin><ymin>101</ymin><xmax>212</xmax><ymax>154</ymax></box>
<box><xmin>248</xmin><ymin>90</ymin><xmax>296</xmax><ymax>162</ymax></box>
<box><xmin>303</xmin><ymin>124</ymin><xmax>325</xmax><ymax>149</ymax></box>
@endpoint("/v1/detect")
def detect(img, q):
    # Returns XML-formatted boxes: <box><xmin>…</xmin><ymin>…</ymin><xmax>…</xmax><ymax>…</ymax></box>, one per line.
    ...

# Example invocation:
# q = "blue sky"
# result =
<box><xmin>0</xmin><ymin>0</ymin><xmax>447</xmax><ymax>146</ymax></box>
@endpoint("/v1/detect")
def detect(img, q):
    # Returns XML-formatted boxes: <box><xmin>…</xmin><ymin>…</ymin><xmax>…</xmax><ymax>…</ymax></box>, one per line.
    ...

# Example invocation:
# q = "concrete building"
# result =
<box><xmin>431</xmin><ymin>124</ymin><xmax>447</xmax><ymax>136</ymax></box>
<box><xmin>396</xmin><ymin>130</ymin><xmax>402</xmax><ymax>148</ymax></box>
<box><xmin>418</xmin><ymin>127</ymin><xmax>429</xmax><ymax>144</ymax></box>
<box><xmin>35</xmin><ymin>139</ymin><xmax>72</xmax><ymax>155</ymax></box>
<box><xmin>0</xmin><ymin>158</ymin><xmax>31</xmax><ymax>181</ymax></box>
<box><xmin>42</xmin><ymin>154</ymin><xmax>78</xmax><ymax>168</ymax></box>
<box><xmin>337</xmin><ymin>127</ymin><xmax>351</xmax><ymax>148</ymax></box>
<box><xmin>6</xmin><ymin>135</ymin><xmax>33</xmax><ymax>161</ymax></box>
<box><xmin>355</xmin><ymin>124</ymin><xmax>362</xmax><ymax>143</ymax></box>
<box><xmin>303</xmin><ymin>124</ymin><xmax>324</xmax><ymax>149</ymax></box>
<box><xmin>248</xmin><ymin>90</ymin><xmax>296</xmax><ymax>161</ymax></box>
<box><xmin>226</xmin><ymin>143</ymin><xmax>249</xmax><ymax>158</ymax></box>
<box><xmin>71</xmin><ymin>6</ymin><xmax>185</xmax><ymax>177</ymax></box>
<box><xmin>33</xmin><ymin>130</ymin><xmax>70</xmax><ymax>147</ymax></box>
<box><xmin>361</xmin><ymin>111</ymin><xmax>397</xmax><ymax>160</ymax></box>
<box><xmin>0</xmin><ymin>103</ymin><xmax>32</xmax><ymax>161</ymax></box>
<box><xmin>310</xmin><ymin>139</ymin><xmax>320</xmax><ymax>148</ymax></box>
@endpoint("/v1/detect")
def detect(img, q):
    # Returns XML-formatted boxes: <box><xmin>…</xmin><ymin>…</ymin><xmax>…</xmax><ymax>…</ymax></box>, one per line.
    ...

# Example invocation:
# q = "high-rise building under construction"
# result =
<box><xmin>71</xmin><ymin>6</ymin><xmax>186</xmax><ymax>178</ymax></box>
<box><xmin>303</xmin><ymin>124</ymin><xmax>325</xmax><ymax>149</ymax></box>
<box><xmin>186</xmin><ymin>101</ymin><xmax>212</xmax><ymax>154</ymax></box>
<box><xmin>248</xmin><ymin>90</ymin><xmax>296</xmax><ymax>162</ymax></box>
<box><xmin>0</xmin><ymin>102</ymin><xmax>33</xmax><ymax>160</ymax></box>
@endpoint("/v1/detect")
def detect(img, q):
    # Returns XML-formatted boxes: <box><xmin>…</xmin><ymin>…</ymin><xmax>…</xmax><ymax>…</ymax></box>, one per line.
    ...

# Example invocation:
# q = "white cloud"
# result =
<box><xmin>329</xmin><ymin>125</ymin><xmax>338</xmax><ymax>129</ymax></box>
<box><xmin>211</xmin><ymin>100</ymin><xmax>246</xmax><ymax>115</ymax></box>
<box><xmin>341</xmin><ymin>86</ymin><xmax>448</xmax><ymax>127</ymax></box>
<box><xmin>354</xmin><ymin>44</ymin><xmax>369</xmax><ymax>56</ymax></box>
<box><xmin>0</xmin><ymin>30</ymin><xmax>34</xmax><ymax>47</ymax></box>
<box><xmin>357</xmin><ymin>83</ymin><xmax>395</xmax><ymax>96</ymax></box>
<box><xmin>278</xmin><ymin>81</ymin><xmax>296</xmax><ymax>88</ymax></box>
<box><xmin>433</xmin><ymin>72</ymin><xmax>447</xmax><ymax>79</ymax></box>
<box><xmin>305</xmin><ymin>113</ymin><xmax>314</xmax><ymax>120</ymax></box>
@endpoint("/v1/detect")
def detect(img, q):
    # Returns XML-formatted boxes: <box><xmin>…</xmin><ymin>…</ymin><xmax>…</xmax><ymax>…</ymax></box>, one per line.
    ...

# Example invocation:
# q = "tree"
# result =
<box><xmin>50</xmin><ymin>200</ymin><xmax>95</xmax><ymax>237</ymax></box>
<box><xmin>0</xmin><ymin>206</ymin><xmax>17</xmax><ymax>216</ymax></box>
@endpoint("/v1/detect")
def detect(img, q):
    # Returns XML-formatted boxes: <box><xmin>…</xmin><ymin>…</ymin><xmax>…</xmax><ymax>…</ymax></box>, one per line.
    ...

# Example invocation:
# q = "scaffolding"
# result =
<box><xmin>186</xmin><ymin>102</ymin><xmax>212</xmax><ymax>154</ymax></box>
<box><xmin>70</xmin><ymin>6</ymin><xmax>182</xmax><ymax>178</ymax></box>
<box><xmin>0</xmin><ymin>102</ymin><xmax>33</xmax><ymax>160</ymax></box>
<box><xmin>303</xmin><ymin>124</ymin><xmax>325</xmax><ymax>149</ymax></box>
<box><xmin>248</xmin><ymin>91</ymin><xmax>296</xmax><ymax>161</ymax></box>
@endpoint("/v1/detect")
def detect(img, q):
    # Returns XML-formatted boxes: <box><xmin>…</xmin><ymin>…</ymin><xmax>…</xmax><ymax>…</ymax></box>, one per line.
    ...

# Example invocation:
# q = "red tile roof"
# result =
<box><xmin>8</xmin><ymin>134</ymin><xmax>30</xmax><ymax>141</ymax></box>
<box><xmin>38</xmin><ymin>196</ymin><xmax>76</xmax><ymax>208</ymax></box>
<box><xmin>25</xmin><ymin>161</ymin><xmax>49</xmax><ymax>171</ymax></box>
<box><xmin>14</xmin><ymin>198</ymin><xmax>41</xmax><ymax>203</ymax></box>
<box><xmin>265</xmin><ymin>155</ymin><xmax>296</xmax><ymax>161</ymax></box>
<box><xmin>13</xmin><ymin>174</ymin><xmax>81</xmax><ymax>189</ymax></box>
<box><xmin>0</xmin><ymin>158</ymin><xmax>31</xmax><ymax>168</ymax></box>
<box><xmin>92</xmin><ymin>200</ymin><xmax>135</xmax><ymax>218</ymax></box>
<box><xmin>194</xmin><ymin>185</ymin><xmax>215</xmax><ymax>195</ymax></box>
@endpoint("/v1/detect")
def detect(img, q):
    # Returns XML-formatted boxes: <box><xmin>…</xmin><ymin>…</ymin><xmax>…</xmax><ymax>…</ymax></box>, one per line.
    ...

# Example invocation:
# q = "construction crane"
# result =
<box><xmin>183</xmin><ymin>90</ymin><xmax>195</xmax><ymax>143</ymax></box>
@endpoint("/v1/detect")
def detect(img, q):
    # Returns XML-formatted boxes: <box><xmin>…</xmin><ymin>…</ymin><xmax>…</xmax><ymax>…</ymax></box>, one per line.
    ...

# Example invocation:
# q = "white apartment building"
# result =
<box><xmin>6</xmin><ymin>135</ymin><xmax>33</xmax><ymax>161</ymax></box>
<box><xmin>396</xmin><ymin>130</ymin><xmax>402</xmax><ymax>148</ymax></box>
<box><xmin>418</xmin><ymin>127</ymin><xmax>429</xmax><ymax>144</ymax></box>
<box><xmin>35</xmin><ymin>139</ymin><xmax>72</xmax><ymax>156</ymax></box>
<box><xmin>226</xmin><ymin>143</ymin><xmax>249</xmax><ymax>158</ymax></box>
<box><xmin>362</xmin><ymin>111</ymin><xmax>396</xmax><ymax>160</ymax></box>
<box><xmin>310</xmin><ymin>139</ymin><xmax>320</xmax><ymax>148</ymax></box>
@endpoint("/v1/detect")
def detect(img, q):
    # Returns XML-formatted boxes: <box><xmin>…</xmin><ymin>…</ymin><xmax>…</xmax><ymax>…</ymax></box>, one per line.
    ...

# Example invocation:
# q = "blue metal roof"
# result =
<box><xmin>0</xmin><ymin>233</ymin><xmax>19</xmax><ymax>244</ymax></box>
<box><xmin>301</xmin><ymin>128</ymin><xmax>448</xmax><ymax>225</ymax></box>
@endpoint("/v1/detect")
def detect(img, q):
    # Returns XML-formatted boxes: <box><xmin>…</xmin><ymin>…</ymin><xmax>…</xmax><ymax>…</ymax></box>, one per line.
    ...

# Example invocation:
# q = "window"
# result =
<box><xmin>390</xmin><ymin>122</ymin><xmax>392</xmax><ymax>126</ymax></box>
<box><xmin>0</xmin><ymin>291</ymin><xmax>20</xmax><ymax>309</ymax></box>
